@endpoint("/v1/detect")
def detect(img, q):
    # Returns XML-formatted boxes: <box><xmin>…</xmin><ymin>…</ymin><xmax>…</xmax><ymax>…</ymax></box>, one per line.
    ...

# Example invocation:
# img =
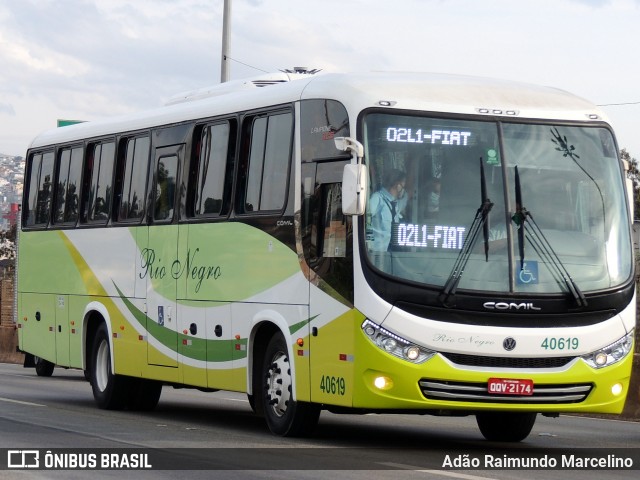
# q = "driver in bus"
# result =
<box><xmin>368</xmin><ymin>169</ymin><xmax>408</xmax><ymax>252</ymax></box>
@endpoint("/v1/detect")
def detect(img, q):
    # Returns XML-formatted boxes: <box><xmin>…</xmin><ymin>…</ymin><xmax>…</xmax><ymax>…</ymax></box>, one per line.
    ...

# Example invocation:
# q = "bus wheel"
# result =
<box><xmin>127</xmin><ymin>379</ymin><xmax>162</xmax><ymax>411</ymax></box>
<box><xmin>262</xmin><ymin>333</ymin><xmax>320</xmax><ymax>437</ymax></box>
<box><xmin>476</xmin><ymin>412</ymin><xmax>537</xmax><ymax>442</ymax></box>
<box><xmin>34</xmin><ymin>357</ymin><xmax>54</xmax><ymax>377</ymax></box>
<box><xmin>247</xmin><ymin>393</ymin><xmax>258</xmax><ymax>414</ymax></box>
<box><xmin>90</xmin><ymin>323</ymin><xmax>128</xmax><ymax>410</ymax></box>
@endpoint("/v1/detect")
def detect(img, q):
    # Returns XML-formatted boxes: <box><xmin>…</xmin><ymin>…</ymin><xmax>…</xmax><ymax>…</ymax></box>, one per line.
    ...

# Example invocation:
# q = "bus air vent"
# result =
<box><xmin>252</xmin><ymin>80</ymin><xmax>288</xmax><ymax>87</ymax></box>
<box><xmin>419</xmin><ymin>379</ymin><xmax>593</xmax><ymax>404</ymax></box>
<box><xmin>440</xmin><ymin>352</ymin><xmax>574</xmax><ymax>369</ymax></box>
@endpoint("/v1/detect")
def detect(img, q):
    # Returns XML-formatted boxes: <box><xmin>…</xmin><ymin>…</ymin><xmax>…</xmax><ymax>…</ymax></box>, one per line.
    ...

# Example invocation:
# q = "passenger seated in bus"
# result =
<box><xmin>368</xmin><ymin>169</ymin><xmax>408</xmax><ymax>252</ymax></box>
<box><xmin>425</xmin><ymin>178</ymin><xmax>441</xmax><ymax>218</ymax></box>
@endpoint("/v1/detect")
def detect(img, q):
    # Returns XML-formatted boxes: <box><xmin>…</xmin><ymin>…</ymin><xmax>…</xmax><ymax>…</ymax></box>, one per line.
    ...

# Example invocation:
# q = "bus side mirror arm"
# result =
<box><xmin>335</xmin><ymin>137</ymin><xmax>368</xmax><ymax>216</ymax></box>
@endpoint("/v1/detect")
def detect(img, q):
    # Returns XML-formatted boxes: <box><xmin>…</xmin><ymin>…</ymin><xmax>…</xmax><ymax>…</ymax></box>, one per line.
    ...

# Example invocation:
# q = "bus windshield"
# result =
<box><xmin>363</xmin><ymin>112</ymin><xmax>632</xmax><ymax>295</ymax></box>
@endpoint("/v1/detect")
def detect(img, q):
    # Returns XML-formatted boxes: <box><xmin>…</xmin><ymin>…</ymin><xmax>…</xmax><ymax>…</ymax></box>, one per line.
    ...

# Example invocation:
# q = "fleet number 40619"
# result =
<box><xmin>320</xmin><ymin>375</ymin><xmax>346</xmax><ymax>396</ymax></box>
<box><xmin>541</xmin><ymin>337</ymin><xmax>579</xmax><ymax>350</ymax></box>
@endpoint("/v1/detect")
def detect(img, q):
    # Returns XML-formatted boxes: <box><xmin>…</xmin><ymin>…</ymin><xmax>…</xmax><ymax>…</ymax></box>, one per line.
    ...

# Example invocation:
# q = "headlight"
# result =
<box><xmin>582</xmin><ymin>330</ymin><xmax>634</xmax><ymax>369</ymax></box>
<box><xmin>362</xmin><ymin>319</ymin><xmax>436</xmax><ymax>364</ymax></box>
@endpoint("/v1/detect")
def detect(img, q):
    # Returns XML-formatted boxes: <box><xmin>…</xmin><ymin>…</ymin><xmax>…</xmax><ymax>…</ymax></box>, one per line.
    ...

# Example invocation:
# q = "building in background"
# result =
<box><xmin>0</xmin><ymin>154</ymin><xmax>23</xmax><ymax>231</ymax></box>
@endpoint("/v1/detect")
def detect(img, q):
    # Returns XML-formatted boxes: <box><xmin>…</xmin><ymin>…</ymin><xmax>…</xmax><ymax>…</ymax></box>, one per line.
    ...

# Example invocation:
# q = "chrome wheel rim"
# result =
<box><xmin>95</xmin><ymin>340</ymin><xmax>110</xmax><ymax>392</ymax></box>
<box><xmin>266</xmin><ymin>351</ymin><xmax>292</xmax><ymax>417</ymax></box>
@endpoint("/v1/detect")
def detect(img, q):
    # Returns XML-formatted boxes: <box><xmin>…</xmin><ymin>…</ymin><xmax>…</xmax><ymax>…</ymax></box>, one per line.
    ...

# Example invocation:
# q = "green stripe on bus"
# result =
<box><xmin>113</xmin><ymin>282</ymin><xmax>246</xmax><ymax>362</ymax></box>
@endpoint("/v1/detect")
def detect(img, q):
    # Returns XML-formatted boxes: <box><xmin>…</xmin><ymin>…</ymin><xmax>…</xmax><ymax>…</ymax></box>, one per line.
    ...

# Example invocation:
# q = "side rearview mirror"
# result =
<box><xmin>342</xmin><ymin>163</ymin><xmax>368</xmax><ymax>215</ymax></box>
<box><xmin>334</xmin><ymin>137</ymin><xmax>367</xmax><ymax>216</ymax></box>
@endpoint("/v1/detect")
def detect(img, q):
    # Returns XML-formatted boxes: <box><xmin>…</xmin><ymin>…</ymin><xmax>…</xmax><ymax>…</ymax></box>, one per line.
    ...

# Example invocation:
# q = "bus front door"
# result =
<box><xmin>145</xmin><ymin>145</ymin><xmax>183</xmax><ymax>368</ymax></box>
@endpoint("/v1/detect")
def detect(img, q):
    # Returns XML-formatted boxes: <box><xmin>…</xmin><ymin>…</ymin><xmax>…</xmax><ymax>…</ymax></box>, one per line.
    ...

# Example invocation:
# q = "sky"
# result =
<box><xmin>0</xmin><ymin>0</ymin><xmax>639</xmax><ymax>159</ymax></box>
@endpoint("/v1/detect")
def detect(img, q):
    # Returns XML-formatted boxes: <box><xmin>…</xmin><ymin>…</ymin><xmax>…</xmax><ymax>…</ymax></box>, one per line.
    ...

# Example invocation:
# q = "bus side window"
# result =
<box><xmin>154</xmin><ymin>153</ymin><xmax>178</xmax><ymax>221</ymax></box>
<box><xmin>24</xmin><ymin>153</ymin><xmax>42</xmax><ymax>227</ymax></box>
<box><xmin>299</xmin><ymin>99</ymin><xmax>350</xmax><ymax>163</ymax></box>
<box><xmin>83</xmin><ymin>141</ymin><xmax>116</xmax><ymax>224</ymax></box>
<box><xmin>24</xmin><ymin>151</ymin><xmax>54</xmax><ymax>228</ymax></box>
<box><xmin>54</xmin><ymin>146</ymin><xmax>83</xmax><ymax>226</ymax></box>
<box><xmin>240</xmin><ymin>111</ymin><xmax>292</xmax><ymax>213</ymax></box>
<box><xmin>320</xmin><ymin>184</ymin><xmax>348</xmax><ymax>258</ymax></box>
<box><xmin>301</xmin><ymin>178</ymin><xmax>354</xmax><ymax>304</ymax></box>
<box><xmin>190</xmin><ymin>121</ymin><xmax>234</xmax><ymax>217</ymax></box>
<box><xmin>118</xmin><ymin>136</ymin><xmax>150</xmax><ymax>222</ymax></box>
<box><xmin>80</xmin><ymin>148</ymin><xmax>94</xmax><ymax>223</ymax></box>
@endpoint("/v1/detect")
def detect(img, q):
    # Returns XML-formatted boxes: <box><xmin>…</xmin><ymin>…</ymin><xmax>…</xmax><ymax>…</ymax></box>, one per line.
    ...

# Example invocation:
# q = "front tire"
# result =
<box><xmin>34</xmin><ymin>357</ymin><xmax>55</xmax><ymax>377</ymax></box>
<box><xmin>247</xmin><ymin>393</ymin><xmax>258</xmax><ymax>414</ymax></box>
<box><xmin>127</xmin><ymin>379</ymin><xmax>162</xmax><ymax>411</ymax></box>
<box><xmin>476</xmin><ymin>412</ymin><xmax>537</xmax><ymax>442</ymax></box>
<box><xmin>90</xmin><ymin>323</ymin><xmax>128</xmax><ymax>409</ymax></box>
<box><xmin>261</xmin><ymin>333</ymin><xmax>320</xmax><ymax>437</ymax></box>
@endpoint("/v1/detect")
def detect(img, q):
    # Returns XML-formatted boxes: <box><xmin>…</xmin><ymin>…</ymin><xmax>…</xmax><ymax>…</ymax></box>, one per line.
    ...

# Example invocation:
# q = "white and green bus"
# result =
<box><xmin>18</xmin><ymin>71</ymin><xmax>635</xmax><ymax>441</ymax></box>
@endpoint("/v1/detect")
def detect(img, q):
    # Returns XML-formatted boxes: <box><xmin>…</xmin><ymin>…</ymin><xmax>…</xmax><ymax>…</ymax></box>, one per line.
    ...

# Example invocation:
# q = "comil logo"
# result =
<box><xmin>8</xmin><ymin>450</ymin><xmax>40</xmax><ymax>469</ymax></box>
<box><xmin>483</xmin><ymin>302</ymin><xmax>541</xmax><ymax>311</ymax></box>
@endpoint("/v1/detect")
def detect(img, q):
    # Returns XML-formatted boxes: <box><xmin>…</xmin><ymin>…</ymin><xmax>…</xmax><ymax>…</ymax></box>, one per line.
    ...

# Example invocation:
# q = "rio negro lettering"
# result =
<box><xmin>139</xmin><ymin>247</ymin><xmax>222</xmax><ymax>292</ymax></box>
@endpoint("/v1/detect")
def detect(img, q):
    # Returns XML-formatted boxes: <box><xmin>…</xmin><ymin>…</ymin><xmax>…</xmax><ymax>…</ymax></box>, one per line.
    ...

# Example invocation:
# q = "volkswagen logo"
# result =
<box><xmin>503</xmin><ymin>337</ymin><xmax>517</xmax><ymax>351</ymax></box>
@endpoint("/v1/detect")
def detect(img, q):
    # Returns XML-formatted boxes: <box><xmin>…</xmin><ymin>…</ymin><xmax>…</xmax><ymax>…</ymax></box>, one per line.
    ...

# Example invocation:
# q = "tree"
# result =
<box><xmin>622</xmin><ymin>148</ymin><xmax>640</xmax><ymax>219</ymax></box>
<box><xmin>0</xmin><ymin>223</ymin><xmax>16</xmax><ymax>260</ymax></box>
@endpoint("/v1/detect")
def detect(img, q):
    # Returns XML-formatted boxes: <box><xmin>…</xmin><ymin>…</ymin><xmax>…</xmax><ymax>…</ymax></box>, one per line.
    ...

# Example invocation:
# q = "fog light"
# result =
<box><xmin>374</xmin><ymin>376</ymin><xmax>393</xmax><ymax>390</ymax></box>
<box><xmin>611</xmin><ymin>383</ymin><xmax>623</xmax><ymax>396</ymax></box>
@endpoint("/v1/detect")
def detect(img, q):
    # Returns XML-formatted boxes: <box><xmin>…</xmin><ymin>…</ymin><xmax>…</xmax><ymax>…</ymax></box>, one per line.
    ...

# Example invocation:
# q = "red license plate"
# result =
<box><xmin>487</xmin><ymin>378</ymin><xmax>534</xmax><ymax>396</ymax></box>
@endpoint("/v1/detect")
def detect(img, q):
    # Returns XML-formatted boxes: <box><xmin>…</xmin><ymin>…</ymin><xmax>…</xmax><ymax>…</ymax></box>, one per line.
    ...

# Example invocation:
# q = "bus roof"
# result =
<box><xmin>28</xmin><ymin>71</ymin><xmax>607</xmax><ymax>151</ymax></box>
<box><xmin>305</xmin><ymin>72</ymin><xmax>604</xmax><ymax>121</ymax></box>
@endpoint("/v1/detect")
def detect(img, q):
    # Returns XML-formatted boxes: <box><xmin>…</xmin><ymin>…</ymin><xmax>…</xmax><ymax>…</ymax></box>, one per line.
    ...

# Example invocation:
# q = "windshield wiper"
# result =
<box><xmin>511</xmin><ymin>166</ymin><xmax>527</xmax><ymax>270</ymax></box>
<box><xmin>511</xmin><ymin>166</ymin><xmax>587</xmax><ymax>307</ymax></box>
<box><xmin>480</xmin><ymin>156</ymin><xmax>492</xmax><ymax>262</ymax></box>
<box><xmin>439</xmin><ymin>158</ymin><xmax>493</xmax><ymax>306</ymax></box>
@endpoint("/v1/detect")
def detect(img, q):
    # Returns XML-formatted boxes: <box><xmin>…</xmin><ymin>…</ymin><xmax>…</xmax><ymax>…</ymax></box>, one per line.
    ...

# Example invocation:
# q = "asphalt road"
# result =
<box><xmin>0</xmin><ymin>362</ymin><xmax>638</xmax><ymax>479</ymax></box>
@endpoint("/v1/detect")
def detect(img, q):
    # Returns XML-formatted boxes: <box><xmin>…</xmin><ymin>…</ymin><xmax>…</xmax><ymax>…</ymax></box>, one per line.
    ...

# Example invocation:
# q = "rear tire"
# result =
<box><xmin>261</xmin><ymin>332</ymin><xmax>320</xmax><ymax>437</ymax></box>
<box><xmin>476</xmin><ymin>412</ymin><xmax>537</xmax><ymax>442</ymax></box>
<box><xmin>34</xmin><ymin>357</ymin><xmax>55</xmax><ymax>377</ymax></box>
<box><xmin>90</xmin><ymin>323</ymin><xmax>128</xmax><ymax>409</ymax></box>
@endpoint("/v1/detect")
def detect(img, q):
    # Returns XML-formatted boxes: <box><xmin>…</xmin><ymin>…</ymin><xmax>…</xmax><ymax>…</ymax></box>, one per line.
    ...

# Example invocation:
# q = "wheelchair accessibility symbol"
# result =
<box><xmin>517</xmin><ymin>261</ymin><xmax>538</xmax><ymax>285</ymax></box>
